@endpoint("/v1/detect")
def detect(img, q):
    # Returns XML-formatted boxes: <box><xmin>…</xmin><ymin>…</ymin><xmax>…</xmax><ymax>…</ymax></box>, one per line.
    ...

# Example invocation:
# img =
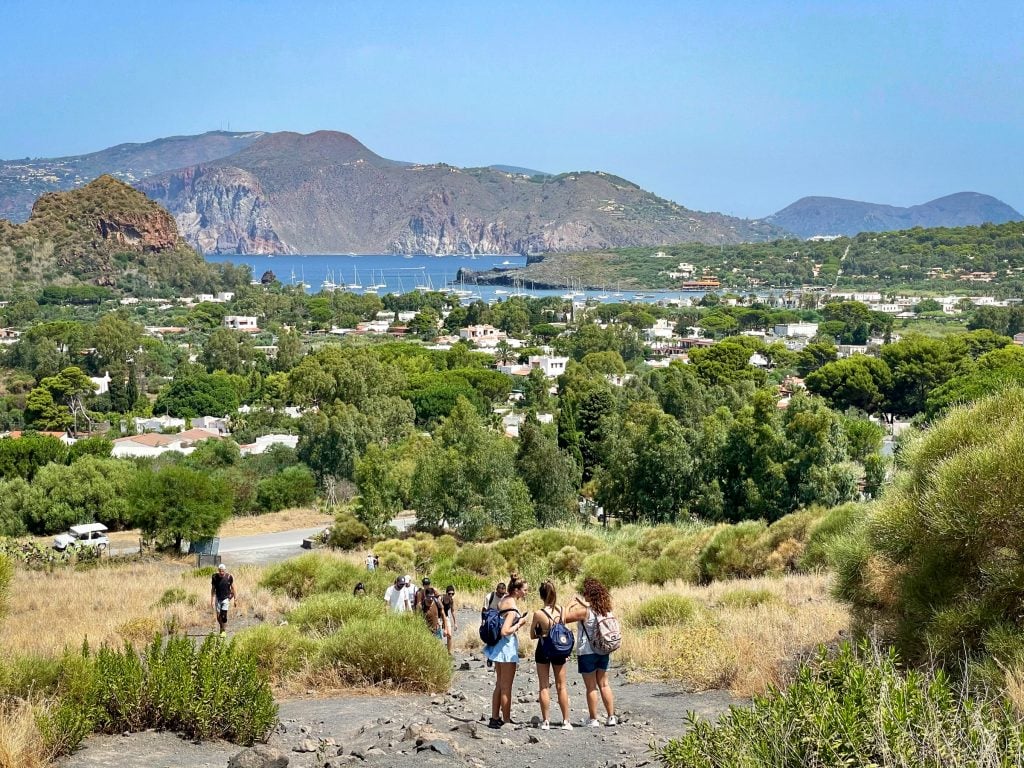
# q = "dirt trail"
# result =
<box><xmin>62</xmin><ymin>611</ymin><xmax>735</xmax><ymax>768</ymax></box>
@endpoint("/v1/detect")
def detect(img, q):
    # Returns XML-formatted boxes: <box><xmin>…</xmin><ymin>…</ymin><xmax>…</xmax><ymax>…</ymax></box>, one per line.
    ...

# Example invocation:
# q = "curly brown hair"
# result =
<box><xmin>581</xmin><ymin>577</ymin><xmax>612</xmax><ymax>615</ymax></box>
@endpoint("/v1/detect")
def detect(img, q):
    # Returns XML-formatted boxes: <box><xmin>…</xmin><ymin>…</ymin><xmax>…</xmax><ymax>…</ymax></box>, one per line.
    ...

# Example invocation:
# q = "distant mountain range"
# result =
<box><xmin>766</xmin><ymin>193</ymin><xmax>1022</xmax><ymax>238</ymax></box>
<box><xmin>0</xmin><ymin>131</ymin><xmax>784</xmax><ymax>255</ymax></box>
<box><xmin>1</xmin><ymin>131</ymin><xmax>1019</xmax><ymax>254</ymax></box>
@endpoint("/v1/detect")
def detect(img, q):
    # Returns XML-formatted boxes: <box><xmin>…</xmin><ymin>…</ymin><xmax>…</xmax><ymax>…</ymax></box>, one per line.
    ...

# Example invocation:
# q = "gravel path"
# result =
<box><xmin>62</xmin><ymin>612</ymin><xmax>735</xmax><ymax>768</ymax></box>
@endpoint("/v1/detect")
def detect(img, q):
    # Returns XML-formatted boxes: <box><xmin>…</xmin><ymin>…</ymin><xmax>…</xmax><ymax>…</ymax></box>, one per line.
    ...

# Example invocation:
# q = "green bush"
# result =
<box><xmin>288</xmin><ymin>593</ymin><xmax>385</xmax><ymax>633</ymax></box>
<box><xmin>260</xmin><ymin>553</ymin><xmax>367</xmax><ymax>599</ymax></box>
<box><xmin>549</xmin><ymin>545</ymin><xmax>586</xmax><ymax>580</ymax></box>
<box><xmin>628</xmin><ymin>594</ymin><xmax>698</xmax><ymax>628</ymax></box>
<box><xmin>188</xmin><ymin>565</ymin><xmax>218</xmax><ymax>578</ymax></box>
<box><xmin>255</xmin><ymin>465</ymin><xmax>316</xmax><ymax>513</ymax></box>
<box><xmin>453</xmin><ymin>543</ymin><xmax>507</xmax><ymax>577</ymax></box>
<box><xmin>374</xmin><ymin>539</ymin><xmax>416</xmax><ymax>574</ymax></box>
<box><xmin>799</xmin><ymin>502</ymin><xmax>865</xmax><ymax>570</ymax></box>
<box><xmin>832</xmin><ymin>390</ymin><xmax>1024</xmax><ymax>663</ymax></box>
<box><xmin>697</xmin><ymin>521</ymin><xmax>770</xmax><ymax>582</ymax></box>
<box><xmin>718</xmin><ymin>588</ymin><xmax>778</xmax><ymax>609</ymax></box>
<box><xmin>428</xmin><ymin>559</ymin><xmax>491</xmax><ymax>593</ymax></box>
<box><xmin>232</xmin><ymin>624</ymin><xmax>318</xmax><ymax>683</ymax></box>
<box><xmin>578</xmin><ymin>552</ymin><xmax>632</xmax><ymax>589</ymax></box>
<box><xmin>154</xmin><ymin>587</ymin><xmax>196</xmax><ymax>608</ymax></box>
<box><xmin>657</xmin><ymin>642</ymin><xmax>1024</xmax><ymax>768</ymax></box>
<box><xmin>313</xmin><ymin>614</ymin><xmax>452</xmax><ymax>691</ymax></box>
<box><xmin>93</xmin><ymin>634</ymin><xmax>277</xmax><ymax>745</ymax></box>
<box><xmin>328</xmin><ymin>510</ymin><xmax>371</xmax><ymax>550</ymax></box>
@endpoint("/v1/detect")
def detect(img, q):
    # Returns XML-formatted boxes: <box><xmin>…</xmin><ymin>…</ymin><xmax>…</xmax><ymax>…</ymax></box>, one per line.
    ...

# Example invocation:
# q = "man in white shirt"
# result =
<box><xmin>366</xmin><ymin>552</ymin><xmax>376</xmax><ymax>571</ymax></box>
<box><xmin>402</xmin><ymin>575</ymin><xmax>417</xmax><ymax>610</ymax></box>
<box><xmin>384</xmin><ymin>576</ymin><xmax>411</xmax><ymax>612</ymax></box>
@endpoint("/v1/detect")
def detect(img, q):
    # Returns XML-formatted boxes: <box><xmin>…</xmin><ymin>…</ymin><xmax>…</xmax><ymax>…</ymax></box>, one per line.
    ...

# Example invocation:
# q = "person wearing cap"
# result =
<box><xmin>385</xmin><ymin>575</ymin><xmax>412</xmax><ymax>612</ymax></box>
<box><xmin>210</xmin><ymin>563</ymin><xmax>236</xmax><ymax>637</ymax></box>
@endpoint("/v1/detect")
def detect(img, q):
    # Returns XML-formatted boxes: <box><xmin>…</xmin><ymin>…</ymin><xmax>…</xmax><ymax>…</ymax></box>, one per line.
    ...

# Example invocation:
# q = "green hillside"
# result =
<box><xmin>477</xmin><ymin>220</ymin><xmax>1024</xmax><ymax>295</ymax></box>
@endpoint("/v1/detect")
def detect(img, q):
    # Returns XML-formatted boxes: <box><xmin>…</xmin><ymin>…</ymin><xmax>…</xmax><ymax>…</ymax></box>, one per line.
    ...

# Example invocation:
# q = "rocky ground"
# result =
<box><xmin>62</xmin><ymin>607</ymin><xmax>736</xmax><ymax>768</ymax></box>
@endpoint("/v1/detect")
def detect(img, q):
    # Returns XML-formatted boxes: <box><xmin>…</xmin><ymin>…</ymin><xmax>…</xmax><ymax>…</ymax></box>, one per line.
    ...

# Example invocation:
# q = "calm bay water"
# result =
<box><xmin>204</xmin><ymin>252</ymin><xmax>710</xmax><ymax>304</ymax></box>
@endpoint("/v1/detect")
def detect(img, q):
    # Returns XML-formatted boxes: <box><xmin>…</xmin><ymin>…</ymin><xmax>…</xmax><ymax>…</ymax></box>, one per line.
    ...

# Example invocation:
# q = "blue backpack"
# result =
<box><xmin>479</xmin><ymin>606</ymin><xmax>508</xmax><ymax>646</ymax></box>
<box><xmin>540</xmin><ymin>607</ymin><xmax>575</xmax><ymax>658</ymax></box>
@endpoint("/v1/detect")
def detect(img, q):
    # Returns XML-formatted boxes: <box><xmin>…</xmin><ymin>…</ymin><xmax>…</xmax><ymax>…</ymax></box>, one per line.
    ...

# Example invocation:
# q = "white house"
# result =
<box><xmin>528</xmin><ymin>355</ymin><xmax>569</xmax><ymax>378</ymax></box>
<box><xmin>112</xmin><ymin>428</ymin><xmax>223</xmax><ymax>458</ymax></box>
<box><xmin>646</xmin><ymin>318</ymin><xmax>676</xmax><ymax>340</ymax></box>
<box><xmin>134</xmin><ymin>415</ymin><xmax>187</xmax><ymax>433</ymax></box>
<box><xmin>238</xmin><ymin>433</ymin><xmax>299</xmax><ymax>456</ymax></box>
<box><xmin>460</xmin><ymin>324</ymin><xmax>505</xmax><ymax>342</ymax></box>
<box><xmin>192</xmin><ymin>416</ymin><xmax>230</xmax><ymax>434</ymax></box>
<box><xmin>90</xmin><ymin>371</ymin><xmax>111</xmax><ymax>395</ymax></box>
<box><xmin>224</xmin><ymin>315</ymin><xmax>259</xmax><ymax>331</ymax></box>
<box><xmin>773</xmin><ymin>322</ymin><xmax>819</xmax><ymax>338</ymax></box>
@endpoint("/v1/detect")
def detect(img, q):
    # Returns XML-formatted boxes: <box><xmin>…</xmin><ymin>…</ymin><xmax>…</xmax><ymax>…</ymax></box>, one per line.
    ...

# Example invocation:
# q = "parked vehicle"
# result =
<box><xmin>53</xmin><ymin>523</ymin><xmax>110</xmax><ymax>551</ymax></box>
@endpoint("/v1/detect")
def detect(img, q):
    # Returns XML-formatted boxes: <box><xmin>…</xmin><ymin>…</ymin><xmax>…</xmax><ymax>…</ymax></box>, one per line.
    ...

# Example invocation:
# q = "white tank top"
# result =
<box><xmin>577</xmin><ymin>607</ymin><xmax>601</xmax><ymax>655</ymax></box>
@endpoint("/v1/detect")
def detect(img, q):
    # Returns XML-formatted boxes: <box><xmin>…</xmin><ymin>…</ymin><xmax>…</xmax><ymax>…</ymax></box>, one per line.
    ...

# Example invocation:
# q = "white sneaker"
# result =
<box><xmin>586</xmin><ymin>718</ymin><xmax>601</xmax><ymax>728</ymax></box>
<box><xmin>606</xmin><ymin>715</ymin><xmax>618</xmax><ymax>726</ymax></box>
<box><xmin>540</xmin><ymin>721</ymin><xmax>550</xmax><ymax>731</ymax></box>
<box><xmin>561</xmin><ymin>721</ymin><xmax>573</xmax><ymax>731</ymax></box>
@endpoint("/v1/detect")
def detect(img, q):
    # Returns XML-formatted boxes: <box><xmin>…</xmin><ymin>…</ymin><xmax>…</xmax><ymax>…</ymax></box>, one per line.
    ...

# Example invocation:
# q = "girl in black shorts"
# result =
<box><xmin>530</xmin><ymin>581</ymin><xmax>572</xmax><ymax>730</ymax></box>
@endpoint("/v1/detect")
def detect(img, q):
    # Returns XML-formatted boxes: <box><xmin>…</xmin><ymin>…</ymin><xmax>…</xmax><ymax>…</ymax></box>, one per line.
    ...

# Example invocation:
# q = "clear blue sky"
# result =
<box><xmin>2</xmin><ymin>0</ymin><xmax>1021</xmax><ymax>217</ymax></box>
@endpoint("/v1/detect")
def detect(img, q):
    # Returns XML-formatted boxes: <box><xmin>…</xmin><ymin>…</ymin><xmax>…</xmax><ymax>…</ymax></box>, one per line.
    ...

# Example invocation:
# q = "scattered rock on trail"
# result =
<box><xmin>227</xmin><ymin>745</ymin><xmax>289</xmax><ymax>768</ymax></box>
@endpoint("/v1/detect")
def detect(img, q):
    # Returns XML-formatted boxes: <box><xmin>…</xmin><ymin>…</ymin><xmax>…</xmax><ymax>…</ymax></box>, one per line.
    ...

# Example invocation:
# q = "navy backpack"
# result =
<box><xmin>540</xmin><ymin>607</ymin><xmax>575</xmax><ymax>657</ymax></box>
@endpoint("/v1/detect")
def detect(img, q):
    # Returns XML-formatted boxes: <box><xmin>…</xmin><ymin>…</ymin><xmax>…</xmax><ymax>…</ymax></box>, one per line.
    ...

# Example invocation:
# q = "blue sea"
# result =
<box><xmin>205</xmin><ymin>253</ymin><xmax>714</xmax><ymax>305</ymax></box>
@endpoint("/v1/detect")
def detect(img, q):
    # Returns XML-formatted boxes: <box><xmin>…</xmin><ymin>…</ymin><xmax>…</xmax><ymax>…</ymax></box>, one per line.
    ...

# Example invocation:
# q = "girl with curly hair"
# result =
<box><xmin>563</xmin><ymin>577</ymin><xmax>617</xmax><ymax>727</ymax></box>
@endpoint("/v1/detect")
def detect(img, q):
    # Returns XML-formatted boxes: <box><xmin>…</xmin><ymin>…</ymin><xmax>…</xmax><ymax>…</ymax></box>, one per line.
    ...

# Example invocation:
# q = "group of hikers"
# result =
<box><xmin>374</xmin><ymin>573</ymin><xmax>459</xmax><ymax>653</ymax></box>
<box><xmin>216</xmin><ymin>554</ymin><xmax>619</xmax><ymax>731</ymax></box>
<box><xmin>480</xmin><ymin>573</ymin><xmax>620</xmax><ymax>730</ymax></box>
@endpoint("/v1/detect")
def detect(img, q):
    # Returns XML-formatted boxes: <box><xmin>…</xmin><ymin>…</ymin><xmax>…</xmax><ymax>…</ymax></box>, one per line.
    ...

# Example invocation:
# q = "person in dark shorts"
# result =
<box><xmin>210</xmin><ymin>563</ymin><xmax>236</xmax><ymax>637</ymax></box>
<box><xmin>421</xmin><ymin>585</ymin><xmax>450</xmax><ymax>643</ymax></box>
<box><xmin>440</xmin><ymin>585</ymin><xmax>458</xmax><ymax>654</ymax></box>
<box><xmin>530</xmin><ymin>581</ymin><xmax>573</xmax><ymax>730</ymax></box>
<box><xmin>563</xmin><ymin>577</ymin><xmax>617</xmax><ymax>727</ymax></box>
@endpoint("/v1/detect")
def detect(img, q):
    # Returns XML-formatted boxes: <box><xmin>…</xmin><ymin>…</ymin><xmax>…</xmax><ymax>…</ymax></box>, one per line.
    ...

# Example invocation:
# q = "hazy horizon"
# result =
<box><xmin>2</xmin><ymin>0</ymin><xmax>1021</xmax><ymax>218</ymax></box>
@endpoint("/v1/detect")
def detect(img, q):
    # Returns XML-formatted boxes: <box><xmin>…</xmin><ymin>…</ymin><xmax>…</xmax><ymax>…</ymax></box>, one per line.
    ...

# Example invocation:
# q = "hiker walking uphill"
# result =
<box><xmin>563</xmin><ymin>577</ymin><xmax>621</xmax><ymax>727</ymax></box>
<box><xmin>210</xmin><ymin>563</ymin><xmax>236</xmax><ymax>638</ymax></box>
<box><xmin>530</xmin><ymin>581</ymin><xmax>575</xmax><ymax>730</ymax></box>
<box><xmin>419</xmin><ymin>585</ymin><xmax>450</xmax><ymax>645</ymax></box>
<box><xmin>384</xmin><ymin>576</ymin><xmax>411</xmax><ymax>612</ymax></box>
<box><xmin>440</xmin><ymin>585</ymin><xmax>457</xmax><ymax>654</ymax></box>
<box><xmin>481</xmin><ymin>573</ymin><xmax>528</xmax><ymax>729</ymax></box>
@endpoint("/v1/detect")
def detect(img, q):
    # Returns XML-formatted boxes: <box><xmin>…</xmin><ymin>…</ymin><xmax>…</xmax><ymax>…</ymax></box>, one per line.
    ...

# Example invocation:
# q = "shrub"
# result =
<box><xmin>428</xmin><ymin>560</ymin><xmax>491</xmax><ymax>593</ymax></box>
<box><xmin>718</xmin><ymin>588</ymin><xmax>778</xmax><ymax>609</ymax></box>
<box><xmin>453</xmin><ymin>543</ymin><xmax>507</xmax><ymax>577</ymax></box>
<box><xmin>833</xmin><ymin>390</ymin><xmax>1024</xmax><ymax>663</ymax></box>
<box><xmin>697</xmin><ymin>521</ymin><xmax>770</xmax><ymax>582</ymax></box>
<box><xmin>578</xmin><ymin>552</ymin><xmax>632</xmax><ymax>589</ymax></box>
<box><xmin>154</xmin><ymin>587</ymin><xmax>196</xmax><ymax>608</ymax></box>
<box><xmin>657</xmin><ymin>642</ymin><xmax>1024</xmax><ymax>768</ymax></box>
<box><xmin>374</xmin><ymin>539</ymin><xmax>416</xmax><ymax>574</ymax></box>
<box><xmin>288</xmin><ymin>593</ymin><xmax>384</xmax><ymax>634</ymax></box>
<box><xmin>628</xmin><ymin>594</ymin><xmax>698</xmax><ymax>628</ymax></box>
<box><xmin>232</xmin><ymin>625</ymin><xmax>317</xmax><ymax>683</ymax></box>
<box><xmin>328</xmin><ymin>510</ymin><xmax>370</xmax><ymax>550</ymax></box>
<box><xmin>255</xmin><ymin>465</ymin><xmax>316</xmax><ymax>513</ymax></box>
<box><xmin>93</xmin><ymin>635</ymin><xmax>277</xmax><ymax>745</ymax></box>
<box><xmin>188</xmin><ymin>565</ymin><xmax>217</xmax><ymax>578</ymax></box>
<box><xmin>0</xmin><ymin>553</ymin><xmax>11</xmax><ymax>621</ymax></box>
<box><xmin>549</xmin><ymin>546</ymin><xmax>585</xmax><ymax>580</ymax></box>
<box><xmin>799</xmin><ymin>502</ymin><xmax>865</xmax><ymax>570</ymax></box>
<box><xmin>260</xmin><ymin>553</ymin><xmax>366</xmax><ymax>599</ymax></box>
<box><xmin>312</xmin><ymin>614</ymin><xmax>452</xmax><ymax>691</ymax></box>
<box><xmin>117</xmin><ymin>616</ymin><xmax>161</xmax><ymax>644</ymax></box>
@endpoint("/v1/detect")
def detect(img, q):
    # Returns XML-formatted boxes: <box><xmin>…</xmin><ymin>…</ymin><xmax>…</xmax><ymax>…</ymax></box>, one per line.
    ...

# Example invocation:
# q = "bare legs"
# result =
<box><xmin>491</xmin><ymin>662</ymin><xmax>517</xmax><ymax>722</ymax></box>
<box><xmin>538</xmin><ymin>662</ymin><xmax>571</xmax><ymax>724</ymax></box>
<box><xmin>582</xmin><ymin>669</ymin><xmax>614</xmax><ymax>720</ymax></box>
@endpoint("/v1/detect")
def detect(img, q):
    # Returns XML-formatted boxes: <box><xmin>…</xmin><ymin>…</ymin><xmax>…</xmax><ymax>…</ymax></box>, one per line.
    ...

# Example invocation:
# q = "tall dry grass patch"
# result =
<box><xmin>615</xmin><ymin>573</ymin><xmax>847</xmax><ymax>697</ymax></box>
<box><xmin>0</xmin><ymin>699</ymin><xmax>49</xmax><ymax>768</ymax></box>
<box><xmin>0</xmin><ymin>560</ymin><xmax>294</xmax><ymax>658</ymax></box>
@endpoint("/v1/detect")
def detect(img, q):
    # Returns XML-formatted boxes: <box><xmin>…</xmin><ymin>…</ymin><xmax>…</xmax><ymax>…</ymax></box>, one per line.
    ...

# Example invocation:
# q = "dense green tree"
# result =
<box><xmin>795</xmin><ymin>340</ymin><xmax>839</xmax><ymax>377</ymax></box>
<box><xmin>273</xmin><ymin>329</ymin><xmax>304</xmax><ymax>372</ymax></box>
<box><xmin>689</xmin><ymin>338</ymin><xmax>764</xmax><ymax>387</ymax></box>
<box><xmin>154</xmin><ymin>370</ymin><xmax>240</xmax><ymax>417</ymax></box>
<box><xmin>132</xmin><ymin>465</ymin><xmax>233</xmax><ymax>550</ymax></box>
<box><xmin>880</xmin><ymin>336</ymin><xmax>966</xmax><ymax>418</ymax></box>
<box><xmin>255</xmin><ymin>465</ymin><xmax>316</xmax><ymax>512</ymax></box>
<box><xmin>0</xmin><ymin>434</ymin><xmax>69</xmax><ymax>480</ymax></box>
<box><xmin>91</xmin><ymin>313</ymin><xmax>143</xmax><ymax>372</ymax></box>
<box><xmin>353</xmin><ymin>443</ymin><xmax>404</xmax><ymax>534</ymax></box>
<box><xmin>805</xmin><ymin>356</ymin><xmax>892</xmax><ymax>415</ymax></box>
<box><xmin>597</xmin><ymin>404</ymin><xmax>694</xmax><ymax>523</ymax></box>
<box><xmin>22</xmin><ymin>456</ymin><xmax>137</xmax><ymax>534</ymax></box>
<box><xmin>516</xmin><ymin>418</ymin><xmax>581</xmax><ymax>527</ymax></box>
<box><xmin>202</xmin><ymin>328</ymin><xmax>259</xmax><ymax>374</ymax></box>
<box><xmin>288</xmin><ymin>347</ymin><xmax>406</xmax><ymax>408</ymax></box>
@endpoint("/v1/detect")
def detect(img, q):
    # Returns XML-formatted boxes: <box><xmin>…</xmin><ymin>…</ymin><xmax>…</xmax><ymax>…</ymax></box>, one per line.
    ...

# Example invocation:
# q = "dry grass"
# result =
<box><xmin>0</xmin><ymin>560</ymin><xmax>296</xmax><ymax>658</ymax></box>
<box><xmin>0</xmin><ymin>699</ymin><xmax>48</xmax><ymax>768</ymax></box>
<box><xmin>219</xmin><ymin>508</ymin><xmax>333</xmax><ymax>537</ymax></box>
<box><xmin>614</xmin><ymin>573</ymin><xmax>847</xmax><ymax>697</ymax></box>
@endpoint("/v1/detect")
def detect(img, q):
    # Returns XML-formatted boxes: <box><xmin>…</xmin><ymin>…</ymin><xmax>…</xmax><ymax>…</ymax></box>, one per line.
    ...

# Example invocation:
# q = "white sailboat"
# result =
<box><xmin>321</xmin><ymin>268</ymin><xmax>338</xmax><ymax>291</ymax></box>
<box><xmin>346</xmin><ymin>267</ymin><xmax>362</xmax><ymax>290</ymax></box>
